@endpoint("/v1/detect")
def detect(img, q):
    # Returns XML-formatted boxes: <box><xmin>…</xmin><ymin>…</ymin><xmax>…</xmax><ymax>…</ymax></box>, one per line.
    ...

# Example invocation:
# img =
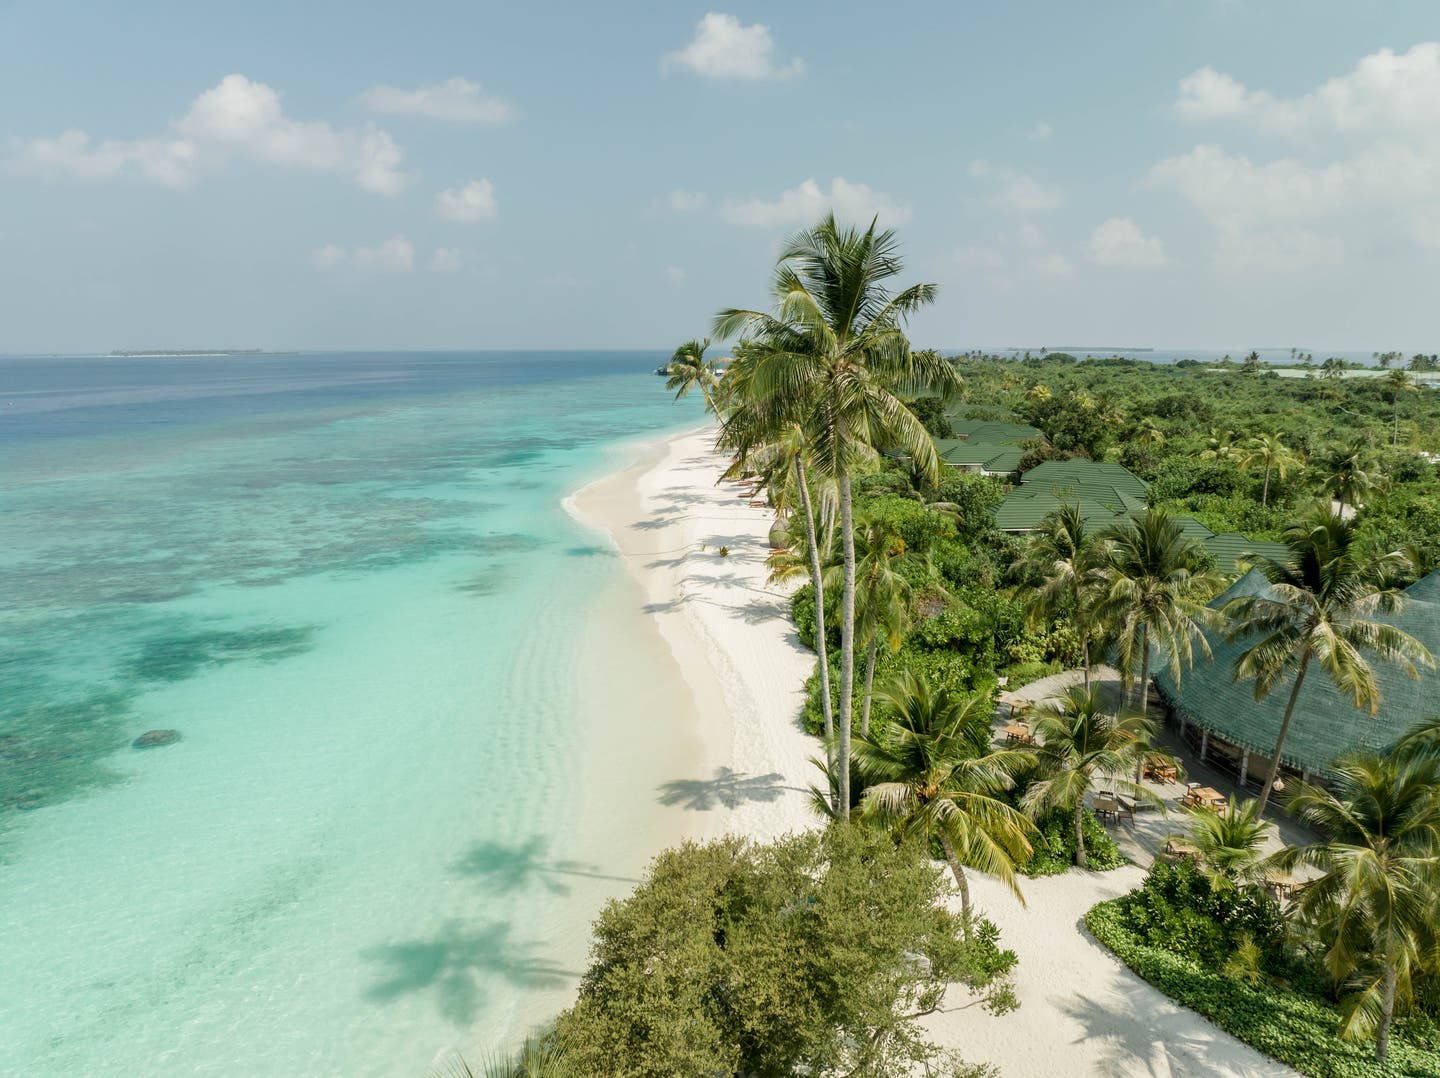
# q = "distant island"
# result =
<box><xmin>108</xmin><ymin>348</ymin><xmax>271</xmax><ymax>357</ymax></box>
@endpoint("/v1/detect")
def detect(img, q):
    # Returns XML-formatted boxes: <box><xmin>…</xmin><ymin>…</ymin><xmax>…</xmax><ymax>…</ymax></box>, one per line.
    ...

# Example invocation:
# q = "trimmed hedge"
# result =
<box><xmin>1085</xmin><ymin>900</ymin><xmax>1440</xmax><ymax>1077</ymax></box>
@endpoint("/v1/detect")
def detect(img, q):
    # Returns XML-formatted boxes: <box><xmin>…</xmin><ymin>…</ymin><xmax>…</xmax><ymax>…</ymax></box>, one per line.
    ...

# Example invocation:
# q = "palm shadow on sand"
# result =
<box><xmin>657</xmin><ymin>766</ymin><xmax>796</xmax><ymax>811</ymax></box>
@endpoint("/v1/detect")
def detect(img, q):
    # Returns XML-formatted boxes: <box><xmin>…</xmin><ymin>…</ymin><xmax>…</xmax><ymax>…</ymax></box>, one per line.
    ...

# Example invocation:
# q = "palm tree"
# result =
<box><xmin>824</xmin><ymin>517</ymin><xmax>925</xmax><ymax>737</ymax></box>
<box><xmin>1134</xmin><ymin>416</ymin><xmax>1166</xmax><ymax>447</ymax></box>
<box><xmin>719</xmin><ymin>392</ymin><xmax>837</xmax><ymax>743</ymax></box>
<box><xmin>1201</xmin><ymin>428</ymin><xmax>1236</xmax><ymax>461</ymax></box>
<box><xmin>1012</xmin><ymin>504</ymin><xmax>1109</xmax><ymax>690</ymax></box>
<box><xmin>854</xmin><ymin>671</ymin><xmax>1035</xmax><ymax>920</ymax></box>
<box><xmin>1321</xmin><ymin>356</ymin><xmax>1347</xmax><ymax>380</ymax></box>
<box><xmin>1222</xmin><ymin>504</ymin><xmax>1434</xmax><ymax>815</ymax></box>
<box><xmin>1242</xmin><ymin>351</ymin><xmax>1263</xmax><ymax>375</ymax></box>
<box><xmin>1237</xmin><ymin>433</ymin><xmax>1298</xmax><ymax>509</ymax></box>
<box><xmin>1182</xmin><ymin>796</ymin><xmax>1272</xmax><ymax>890</ymax></box>
<box><xmin>1022</xmin><ymin>685</ymin><xmax>1163</xmax><ymax>868</ymax></box>
<box><xmin>1381</xmin><ymin>368</ymin><xmax>1415</xmax><ymax>448</ymax></box>
<box><xmin>664</xmin><ymin>338</ymin><xmax>722</xmax><ymax>412</ymax></box>
<box><xmin>1097</xmin><ymin>508</ymin><xmax>1222</xmax><ymax>717</ymax></box>
<box><xmin>715</xmin><ymin>215</ymin><xmax>962</xmax><ymax>819</ymax></box>
<box><xmin>1269</xmin><ymin>753</ymin><xmax>1440</xmax><ymax>1063</ymax></box>
<box><xmin>1320</xmin><ymin>437</ymin><xmax>1381</xmax><ymax>514</ymax></box>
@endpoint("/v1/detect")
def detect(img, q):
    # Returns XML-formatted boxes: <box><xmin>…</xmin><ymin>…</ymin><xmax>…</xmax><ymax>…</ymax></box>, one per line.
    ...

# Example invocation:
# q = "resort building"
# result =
<box><xmin>1153</xmin><ymin>567</ymin><xmax>1440</xmax><ymax>785</ymax></box>
<box><xmin>995</xmin><ymin>459</ymin><xmax>1288</xmax><ymax>574</ymax></box>
<box><xmin>934</xmin><ymin>419</ymin><xmax>1042</xmax><ymax>478</ymax></box>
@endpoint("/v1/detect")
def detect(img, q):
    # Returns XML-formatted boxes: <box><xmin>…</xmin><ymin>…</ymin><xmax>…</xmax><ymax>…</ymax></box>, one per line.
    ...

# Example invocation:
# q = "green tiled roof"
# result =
<box><xmin>1153</xmin><ymin>569</ymin><xmax>1440</xmax><ymax>776</ymax></box>
<box><xmin>933</xmin><ymin>421</ymin><xmax>1042</xmax><ymax>476</ymax></box>
<box><xmin>996</xmin><ymin>460</ymin><xmax>1292</xmax><ymax>574</ymax></box>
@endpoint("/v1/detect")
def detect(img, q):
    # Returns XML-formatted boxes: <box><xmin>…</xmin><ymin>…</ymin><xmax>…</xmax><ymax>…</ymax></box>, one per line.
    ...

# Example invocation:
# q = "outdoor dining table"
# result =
<box><xmin>1144</xmin><ymin>760</ymin><xmax>1179</xmax><ymax>783</ymax></box>
<box><xmin>1184</xmin><ymin>786</ymin><xmax>1226</xmax><ymax>811</ymax></box>
<box><xmin>1001</xmin><ymin>724</ymin><xmax>1034</xmax><ymax>744</ymax></box>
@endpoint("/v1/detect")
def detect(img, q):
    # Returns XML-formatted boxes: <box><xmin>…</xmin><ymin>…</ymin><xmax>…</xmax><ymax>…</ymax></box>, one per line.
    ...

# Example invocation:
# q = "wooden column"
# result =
<box><xmin>1200</xmin><ymin>729</ymin><xmax>1210</xmax><ymax>762</ymax></box>
<box><xmin>1239</xmin><ymin>750</ymin><xmax>1249</xmax><ymax>788</ymax></box>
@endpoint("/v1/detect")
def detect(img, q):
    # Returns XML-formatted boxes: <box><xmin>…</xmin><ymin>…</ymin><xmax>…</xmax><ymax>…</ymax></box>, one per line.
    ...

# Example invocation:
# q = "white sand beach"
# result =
<box><xmin>569</xmin><ymin>424</ymin><xmax>1298</xmax><ymax>1078</ymax></box>
<box><xmin>569</xmin><ymin>424</ymin><xmax>817</xmax><ymax>843</ymax></box>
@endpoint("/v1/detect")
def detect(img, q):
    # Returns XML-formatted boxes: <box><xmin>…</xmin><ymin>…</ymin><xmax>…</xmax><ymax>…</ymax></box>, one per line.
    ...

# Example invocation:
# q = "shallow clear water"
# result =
<box><xmin>0</xmin><ymin>352</ymin><xmax>700</xmax><ymax>1075</ymax></box>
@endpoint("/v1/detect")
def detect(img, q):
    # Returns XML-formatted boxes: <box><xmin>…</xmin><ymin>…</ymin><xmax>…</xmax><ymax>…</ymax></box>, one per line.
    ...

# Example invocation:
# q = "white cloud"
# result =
<box><xmin>720</xmin><ymin>177</ymin><xmax>911</xmax><ymax>228</ymax></box>
<box><xmin>310</xmin><ymin>244</ymin><xmax>346</xmax><ymax>270</ymax></box>
<box><xmin>11</xmin><ymin>74</ymin><xmax>412</xmax><ymax>194</ymax></box>
<box><xmin>352</xmin><ymin>235</ymin><xmax>415</xmax><ymax>271</ymax></box>
<box><xmin>1025</xmin><ymin>120</ymin><xmax>1053</xmax><ymax>141</ymax></box>
<box><xmin>1148</xmin><ymin>145</ymin><xmax>1349</xmax><ymax>224</ymax></box>
<box><xmin>1175</xmin><ymin>67</ymin><xmax>1267</xmax><ymax>122</ymax></box>
<box><xmin>1016</xmin><ymin>223</ymin><xmax>1046</xmax><ymax>249</ymax></box>
<box><xmin>1155</xmin><ymin>44</ymin><xmax>1440</xmax><ymax>256</ymax></box>
<box><xmin>429</xmin><ymin>248</ymin><xmax>465</xmax><ymax>272</ymax></box>
<box><xmin>1176</xmin><ymin>44</ymin><xmax>1440</xmax><ymax>136</ymax></box>
<box><xmin>1212</xmin><ymin>228</ymin><xmax>1344</xmax><ymax>274</ymax></box>
<box><xmin>665</xmin><ymin>265</ymin><xmax>686</xmax><ymax>285</ymax></box>
<box><xmin>357</xmin><ymin>77</ymin><xmax>514</xmax><ymax>124</ymax></box>
<box><xmin>966</xmin><ymin>159</ymin><xmax>992</xmax><ymax>178</ymax></box>
<box><xmin>311</xmin><ymin>235</ymin><xmax>414</xmax><ymax>272</ymax></box>
<box><xmin>11</xmin><ymin>129</ymin><xmax>198</xmax><ymax>186</ymax></box>
<box><xmin>435</xmin><ymin>179</ymin><xmax>498</xmax><ymax>222</ymax></box>
<box><xmin>665</xmin><ymin>188</ymin><xmax>708</xmax><ymax>212</ymax></box>
<box><xmin>1029</xmin><ymin>252</ymin><xmax>1074</xmax><ymax>279</ymax></box>
<box><xmin>989</xmin><ymin>173</ymin><xmax>1064</xmax><ymax>215</ymax></box>
<box><xmin>662</xmin><ymin>13</ymin><xmax>804</xmax><ymax>81</ymax></box>
<box><xmin>1086</xmin><ymin>217</ymin><xmax>1167</xmax><ymax>269</ymax></box>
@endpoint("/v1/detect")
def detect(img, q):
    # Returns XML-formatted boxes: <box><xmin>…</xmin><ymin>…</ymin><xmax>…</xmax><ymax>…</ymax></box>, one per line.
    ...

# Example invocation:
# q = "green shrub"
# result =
<box><xmin>1112</xmin><ymin>861</ymin><xmax>1284</xmax><ymax>966</ymax></box>
<box><xmin>554</xmin><ymin>828</ymin><xmax>1012</xmax><ymax>1077</ymax></box>
<box><xmin>1086</xmin><ymin>900</ymin><xmax>1440</xmax><ymax>1077</ymax></box>
<box><xmin>1017</xmin><ymin>807</ymin><xmax>1125</xmax><ymax>877</ymax></box>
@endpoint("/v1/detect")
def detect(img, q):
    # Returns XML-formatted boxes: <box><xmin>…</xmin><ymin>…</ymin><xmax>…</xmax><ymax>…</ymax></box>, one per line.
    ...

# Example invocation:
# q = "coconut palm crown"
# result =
<box><xmin>1222</xmin><ymin>504</ymin><xmax>1433</xmax><ymax>815</ymax></box>
<box><xmin>853</xmin><ymin>670</ymin><xmax>1035</xmax><ymax>921</ymax></box>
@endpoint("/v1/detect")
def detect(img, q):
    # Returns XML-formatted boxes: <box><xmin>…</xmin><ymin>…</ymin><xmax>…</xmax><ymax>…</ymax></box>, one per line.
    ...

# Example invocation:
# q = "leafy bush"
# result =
<box><xmin>1086</xmin><ymin>899</ymin><xmax>1440</xmax><ymax>1077</ymax></box>
<box><xmin>1017</xmin><ymin>807</ymin><xmax>1125</xmax><ymax>877</ymax></box>
<box><xmin>553</xmin><ymin>827</ymin><xmax>1012</xmax><ymax>1078</ymax></box>
<box><xmin>1110</xmin><ymin>861</ymin><xmax>1284</xmax><ymax>966</ymax></box>
<box><xmin>1149</xmin><ymin>456</ymin><xmax>1247</xmax><ymax>501</ymax></box>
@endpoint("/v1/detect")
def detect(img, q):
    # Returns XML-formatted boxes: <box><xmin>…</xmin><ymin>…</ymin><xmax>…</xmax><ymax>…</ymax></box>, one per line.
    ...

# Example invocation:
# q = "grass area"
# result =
<box><xmin>1085</xmin><ymin>899</ymin><xmax>1440</xmax><ymax>1077</ymax></box>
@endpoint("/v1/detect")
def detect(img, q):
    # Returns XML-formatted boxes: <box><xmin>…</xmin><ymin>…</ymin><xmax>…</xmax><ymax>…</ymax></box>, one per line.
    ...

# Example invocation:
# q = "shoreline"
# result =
<box><xmin>567</xmin><ymin>423</ymin><xmax>817</xmax><ymax>845</ymax></box>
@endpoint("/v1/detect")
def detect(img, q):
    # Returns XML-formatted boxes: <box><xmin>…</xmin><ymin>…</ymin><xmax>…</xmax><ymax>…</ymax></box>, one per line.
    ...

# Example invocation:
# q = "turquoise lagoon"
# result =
<box><xmin>0</xmin><ymin>352</ymin><xmax>702</xmax><ymax>1075</ymax></box>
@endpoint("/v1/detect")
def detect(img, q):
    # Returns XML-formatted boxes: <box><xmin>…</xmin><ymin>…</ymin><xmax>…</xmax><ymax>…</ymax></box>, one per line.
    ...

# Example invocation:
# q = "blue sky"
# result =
<box><xmin>2</xmin><ymin>1</ymin><xmax>1437</xmax><ymax>353</ymax></box>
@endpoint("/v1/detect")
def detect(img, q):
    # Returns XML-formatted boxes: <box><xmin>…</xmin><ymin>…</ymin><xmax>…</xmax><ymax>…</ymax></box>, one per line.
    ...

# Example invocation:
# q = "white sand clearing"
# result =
<box><xmin>571</xmin><ymin>424</ymin><xmax>1297</xmax><ymax>1078</ymax></box>
<box><xmin>568</xmin><ymin>424</ymin><xmax>819</xmax><ymax>842</ymax></box>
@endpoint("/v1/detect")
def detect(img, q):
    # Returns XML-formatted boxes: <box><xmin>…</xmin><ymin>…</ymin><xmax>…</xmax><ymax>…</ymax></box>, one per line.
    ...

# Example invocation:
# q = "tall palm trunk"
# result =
<box><xmin>794</xmin><ymin>457</ymin><xmax>833</xmax><ymax>742</ymax></box>
<box><xmin>1262</xmin><ymin>461</ymin><xmax>1272</xmax><ymax>508</ymax></box>
<box><xmin>938</xmin><ymin>830</ymin><xmax>972</xmax><ymax>925</ymax></box>
<box><xmin>1255</xmin><ymin>649</ymin><xmax>1312</xmax><ymax>816</ymax></box>
<box><xmin>837</xmin><ymin>470</ymin><xmax>857</xmax><ymax>821</ymax></box>
<box><xmin>861</xmin><ymin>634</ymin><xmax>878</xmax><ymax>738</ymax></box>
<box><xmin>1377</xmin><ymin>962</ymin><xmax>1399</xmax><ymax>1063</ymax></box>
<box><xmin>1081</xmin><ymin>634</ymin><xmax>1092</xmax><ymax>692</ymax></box>
<box><xmin>1394</xmin><ymin>402</ymin><xmax>1400</xmax><ymax>449</ymax></box>
<box><xmin>1073</xmin><ymin>801</ymin><xmax>1088</xmax><ymax>868</ymax></box>
<box><xmin>1133</xmin><ymin>622</ymin><xmax>1151</xmax><ymax>784</ymax></box>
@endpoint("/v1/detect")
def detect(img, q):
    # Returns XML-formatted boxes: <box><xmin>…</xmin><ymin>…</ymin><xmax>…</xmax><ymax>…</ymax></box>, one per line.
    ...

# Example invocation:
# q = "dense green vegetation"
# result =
<box><xmin>956</xmin><ymin>351</ymin><xmax>1440</xmax><ymax>558</ymax></box>
<box><xmin>489</xmin><ymin>828</ymin><xmax>1011</xmax><ymax>1078</ymax></box>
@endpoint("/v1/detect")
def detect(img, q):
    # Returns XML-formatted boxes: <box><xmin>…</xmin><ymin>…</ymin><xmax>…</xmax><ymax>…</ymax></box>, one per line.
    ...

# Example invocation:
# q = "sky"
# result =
<box><xmin>2</xmin><ymin>1</ymin><xmax>1438</xmax><ymax>354</ymax></box>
